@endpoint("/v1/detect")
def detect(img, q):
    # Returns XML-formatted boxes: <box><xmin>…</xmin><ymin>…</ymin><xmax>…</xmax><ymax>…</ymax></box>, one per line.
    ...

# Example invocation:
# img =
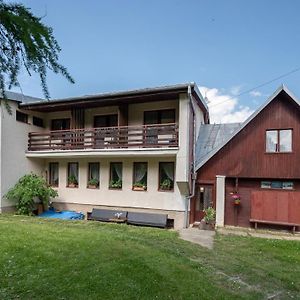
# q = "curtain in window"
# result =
<box><xmin>266</xmin><ymin>130</ymin><xmax>277</xmax><ymax>152</ymax></box>
<box><xmin>162</xmin><ymin>163</ymin><xmax>174</xmax><ymax>182</ymax></box>
<box><xmin>279</xmin><ymin>130</ymin><xmax>292</xmax><ymax>152</ymax></box>
<box><xmin>113</xmin><ymin>163</ymin><xmax>122</xmax><ymax>180</ymax></box>
<box><xmin>90</xmin><ymin>164</ymin><xmax>99</xmax><ymax>180</ymax></box>
<box><xmin>52</xmin><ymin>165</ymin><xmax>59</xmax><ymax>184</ymax></box>
<box><xmin>69</xmin><ymin>163</ymin><xmax>78</xmax><ymax>180</ymax></box>
<box><xmin>134</xmin><ymin>163</ymin><xmax>147</xmax><ymax>183</ymax></box>
<box><xmin>50</xmin><ymin>163</ymin><xmax>59</xmax><ymax>185</ymax></box>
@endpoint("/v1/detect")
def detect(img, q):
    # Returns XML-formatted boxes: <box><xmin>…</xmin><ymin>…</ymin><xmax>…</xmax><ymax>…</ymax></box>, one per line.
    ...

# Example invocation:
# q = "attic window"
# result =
<box><xmin>266</xmin><ymin>129</ymin><xmax>292</xmax><ymax>153</ymax></box>
<box><xmin>16</xmin><ymin>111</ymin><xmax>28</xmax><ymax>123</ymax></box>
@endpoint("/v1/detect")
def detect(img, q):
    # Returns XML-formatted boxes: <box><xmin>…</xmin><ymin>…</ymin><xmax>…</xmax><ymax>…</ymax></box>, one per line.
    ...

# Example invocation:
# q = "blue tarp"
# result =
<box><xmin>38</xmin><ymin>209</ymin><xmax>84</xmax><ymax>220</ymax></box>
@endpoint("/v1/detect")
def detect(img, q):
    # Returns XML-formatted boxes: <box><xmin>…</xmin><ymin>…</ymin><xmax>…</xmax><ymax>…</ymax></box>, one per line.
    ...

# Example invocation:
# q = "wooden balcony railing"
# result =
<box><xmin>28</xmin><ymin>123</ymin><xmax>178</xmax><ymax>151</ymax></box>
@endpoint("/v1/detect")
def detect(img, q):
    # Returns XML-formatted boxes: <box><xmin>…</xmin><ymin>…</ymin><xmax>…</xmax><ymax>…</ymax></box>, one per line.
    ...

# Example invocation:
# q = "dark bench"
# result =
<box><xmin>250</xmin><ymin>219</ymin><xmax>299</xmax><ymax>234</ymax></box>
<box><xmin>89</xmin><ymin>209</ymin><xmax>128</xmax><ymax>222</ymax></box>
<box><xmin>127</xmin><ymin>212</ymin><xmax>168</xmax><ymax>228</ymax></box>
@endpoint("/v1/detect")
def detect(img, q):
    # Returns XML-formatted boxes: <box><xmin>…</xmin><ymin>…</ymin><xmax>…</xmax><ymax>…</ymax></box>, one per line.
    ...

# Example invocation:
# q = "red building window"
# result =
<box><xmin>266</xmin><ymin>129</ymin><xmax>292</xmax><ymax>153</ymax></box>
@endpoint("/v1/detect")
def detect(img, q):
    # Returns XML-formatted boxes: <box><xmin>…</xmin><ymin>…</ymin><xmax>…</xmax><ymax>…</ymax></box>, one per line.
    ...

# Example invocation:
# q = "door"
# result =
<box><xmin>94</xmin><ymin>115</ymin><xmax>118</xmax><ymax>148</ymax></box>
<box><xmin>144</xmin><ymin>109</ymin><xmax>175</xmax><ymax>145</ymax></box>
<box><xmin>193</xmin><ymin>184</ymin><xmax>213</xmax><ymax>222</ymax></box>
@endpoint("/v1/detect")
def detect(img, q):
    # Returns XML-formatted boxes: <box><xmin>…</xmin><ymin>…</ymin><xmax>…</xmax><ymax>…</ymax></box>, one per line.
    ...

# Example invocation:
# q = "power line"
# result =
<box><xmin>208</xmin><ymin>66</ymin><xmax>300</xmax><ymax>107</ymax></box>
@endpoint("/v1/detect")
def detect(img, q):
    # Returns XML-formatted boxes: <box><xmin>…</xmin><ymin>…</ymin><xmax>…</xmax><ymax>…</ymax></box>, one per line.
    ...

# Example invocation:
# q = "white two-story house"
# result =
<box><xmin>0</xmin><ymin>83</ymin><xmax>208</xmax><ymax>229</ymax></box>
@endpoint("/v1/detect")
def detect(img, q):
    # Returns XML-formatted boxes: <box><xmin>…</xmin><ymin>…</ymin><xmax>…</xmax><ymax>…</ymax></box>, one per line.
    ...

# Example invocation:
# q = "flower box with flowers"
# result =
<box><xmin>230</xmin><ymin>192</ymin><xmax>241</xmax><ymax>205</ymax></box>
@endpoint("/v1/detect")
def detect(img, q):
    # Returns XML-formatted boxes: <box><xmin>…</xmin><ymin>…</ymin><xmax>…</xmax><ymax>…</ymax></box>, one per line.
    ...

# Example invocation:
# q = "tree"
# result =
<box><xmin>0</xmin><ymin>0</ymin><xmax>74</xmax><ymax>103</ymax></box>
<box><xmin>5</xmin><ymin>173</ymin><xmax>58</xmax><ymax>215</ymax></box>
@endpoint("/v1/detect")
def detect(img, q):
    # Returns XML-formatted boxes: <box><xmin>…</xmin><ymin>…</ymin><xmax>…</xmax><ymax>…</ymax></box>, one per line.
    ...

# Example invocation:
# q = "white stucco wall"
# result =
<box><xmin>193</xmin><ymin>97</ymin><xmax>205</xmax><ymax>138</ymax></box>
<box><xmin>0</xmin><ymin>100</ymin><xmax>45</xmax><ymax>209</ymax></box>
<box><xmin>44</xmin><ymin>156</ymin><xmax>185</xmax><ymax>212</ymax></box>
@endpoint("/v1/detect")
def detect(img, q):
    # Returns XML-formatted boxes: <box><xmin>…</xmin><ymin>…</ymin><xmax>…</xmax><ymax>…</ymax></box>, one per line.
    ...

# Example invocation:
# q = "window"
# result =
<box><xmin>88</xmin><ymin>163</ymin><xmax>100</xmax><ymax>188</ymax></box>
<box><xmin>261</xmin><ymin>181</ymin><xmax>293</xmax><ymax>190</ymax></box>
<box><xmin>109</xmin><ymin>162</ymin><xmax>122</xmax><ymax>189</ymax></box>
<box><xmin>266</xmin><ymin>129</ymin><xmax>292</xmax><ymax>152</ymax></box>
<box><xmin>144</xmin><ymin>109</ymin><xmax>175</xmax><ymax>125</ymax></box>
<box><xmin>94</xmin><ymin>114</ymin><xmax>118</xmax><ymax>128</ymax></box>
<box><xmin>133</xmin><ymin>162</ymin><xmax>147</xmax><ymax>191</ymax></box>
<box><xmin>49</xmin><ymin>163</ymin><xmax>59</xmax><ymax>187</ymax></box>
<box><xmin>67</xmin><ymin>162</ymin><xmax>79</xmax><ymax>187</ymax></box>
<box><xmin>159</xmin><ymin>162</ymin><xmax>174</xmax><ymax>191</ymax></box>
<box><xmin>33</xmin><ymin>116</ymin><xmax>44</xmax><ymax>128</ymax></box>
<box><xmin>16</xmin><ymin>111</ymin><xmax>28</xmax><ymax>123</ymax></box>
<box><xmin>51</xmin><ymin>118</ymin><xmax>70</xmax><ymax>131</ymax></box>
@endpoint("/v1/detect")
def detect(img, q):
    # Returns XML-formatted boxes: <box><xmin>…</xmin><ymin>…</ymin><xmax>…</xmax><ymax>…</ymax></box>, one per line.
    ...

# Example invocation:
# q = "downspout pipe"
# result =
<box><xmin>185</xmin><ymin>85</ymin><xmax>197</xmax><ymax>227</ymax></box>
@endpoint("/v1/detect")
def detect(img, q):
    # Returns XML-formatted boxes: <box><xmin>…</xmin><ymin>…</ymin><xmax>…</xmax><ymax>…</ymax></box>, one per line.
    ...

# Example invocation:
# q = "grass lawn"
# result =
<box><xmin>0</xmin><ymin>215</ymin><xmax>299</xmax><ymax>300</ymax></box>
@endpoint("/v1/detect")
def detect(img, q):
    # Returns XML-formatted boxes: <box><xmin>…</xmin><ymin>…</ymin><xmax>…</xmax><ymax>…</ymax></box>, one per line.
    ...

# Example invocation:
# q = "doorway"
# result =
<box><xmin>193</xmin><ymin>184</ymin><xmax>213</xmax><ymax>222</ymax></box>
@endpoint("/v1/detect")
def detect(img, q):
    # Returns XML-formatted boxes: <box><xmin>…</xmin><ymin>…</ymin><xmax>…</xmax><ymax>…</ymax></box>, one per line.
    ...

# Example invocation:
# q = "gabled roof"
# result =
<box><xmin>195</xmin><ymin>85</ymin><xmax>300</xmax><ymax>170</ymax></box>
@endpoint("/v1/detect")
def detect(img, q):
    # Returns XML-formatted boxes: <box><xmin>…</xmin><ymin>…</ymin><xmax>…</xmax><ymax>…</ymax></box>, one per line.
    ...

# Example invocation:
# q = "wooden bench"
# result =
<box><xmin>250</xmin><ymin>219</ymin><xmax>299</xmax><ymax>234</ymax></box>
<box><xmin>88</xmin><ymin>209</ymin><xmax>128</xmax><ymax>222</ymax></box>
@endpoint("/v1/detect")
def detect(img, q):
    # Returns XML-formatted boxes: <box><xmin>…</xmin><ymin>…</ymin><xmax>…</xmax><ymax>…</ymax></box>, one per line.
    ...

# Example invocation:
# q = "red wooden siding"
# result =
<box><xmin>251</xmin><ymin>191</ymin><xmax>300</xmax><ymax>224</ymax></box>
<box><xmin>198</xmin><ymin>92</ymin><xmax>300</xmax><ymax>181</ymax></box>
<box><xmin>224</xmin><ymin>178</ymin><xmax>300</xmax><ymax>228</ymax></box>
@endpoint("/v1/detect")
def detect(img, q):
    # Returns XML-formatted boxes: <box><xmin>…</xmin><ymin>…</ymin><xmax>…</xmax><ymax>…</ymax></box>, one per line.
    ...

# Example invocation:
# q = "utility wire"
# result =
<box><xmin>208</xmin><ymin>66</ymin><xmax>300</xmax><ymax>107</ymax></box>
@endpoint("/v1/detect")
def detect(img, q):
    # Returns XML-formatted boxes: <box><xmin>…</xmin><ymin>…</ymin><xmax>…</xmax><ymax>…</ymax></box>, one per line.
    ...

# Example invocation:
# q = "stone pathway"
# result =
<box><xmin>179</xmin><ymin>227</ymin><xmax>215</xmax><ymax>249</ymax></box>
<box><xmin>218</xmin><ymin>226</ymin><xmax>300</xmax><ymax>241</ymax></box>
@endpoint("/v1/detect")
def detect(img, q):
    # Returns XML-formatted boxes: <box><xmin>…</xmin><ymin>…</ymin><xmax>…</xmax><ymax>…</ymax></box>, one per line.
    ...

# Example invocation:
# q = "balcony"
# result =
<box><xmin>28</xmin><ymin>123</ymin><xmax>178</xmax><ymax>152</ymax></box>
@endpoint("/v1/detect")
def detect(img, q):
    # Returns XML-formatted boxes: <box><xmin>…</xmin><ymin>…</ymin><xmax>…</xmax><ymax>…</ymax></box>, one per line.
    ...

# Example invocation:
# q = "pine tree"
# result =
<box><xmin>0</xmin><ymin>1</ymin><xmax>74</xmax><ymax>103</ymax></box>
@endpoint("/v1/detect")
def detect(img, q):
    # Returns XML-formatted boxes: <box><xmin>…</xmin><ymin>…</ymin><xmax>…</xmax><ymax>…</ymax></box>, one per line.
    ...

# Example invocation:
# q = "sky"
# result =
<box><xmin>6</xmin><ymin>0</ymin><xmax>300</xmax><ymax>123</ymax></box>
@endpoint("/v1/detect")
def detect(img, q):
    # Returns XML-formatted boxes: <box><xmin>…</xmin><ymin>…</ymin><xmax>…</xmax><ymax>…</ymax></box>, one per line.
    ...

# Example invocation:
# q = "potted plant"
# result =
<box><xmin>160</xmin><ymin>178</ymin><xmax>173</xmax><ymax>191</ymax></box>
<box><xmin>133</xmin><ymin>182</ymin><xmax>147</xmax><ymax>191</ymax></box>
<box><xmin>68</xmin><ymin>175</ymin><xmax>78</xmax><ymax>188</ymax></box>
<box><xmin>109</xmin><ymin>179</ymin><xmax>122</xmax><ymax>189</ymax></box>
<box><xmin>87</xmin><ymin>178</ymin><xmax>99</xmax><ymax>189</ymax></box>
<box><xmin>230</xmin><ymin>192</ymin><xmax>241</xmax><ymax>205</ymax></box>
<box><xmin>200</xmin><ymin>207</ymin><xmax>216</xmax><ymax>230</ymax></box>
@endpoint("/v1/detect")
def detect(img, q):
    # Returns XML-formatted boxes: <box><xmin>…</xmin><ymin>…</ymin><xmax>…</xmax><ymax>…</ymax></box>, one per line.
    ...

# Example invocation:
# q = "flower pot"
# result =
<box><xmin>133</xmin><ymin>186</ymin><xmax>146</xmax><ymax>191</ymax></box>
<box><xmin>68</xmin><ymin>183</ymin><xmax>78</xmax><ymax>188</ymax></box>
<box><xmin>199</xmin><ymin>219</ymin><xmax>215</xmax><ymax>230</ymax></box>
<box><xmin>234</xmin><ymin>200</ymin><xmax>241</xmax><ymax>205</ymax></box>
<box><xmin>88</xmin><ymin>184</ymin><xmax>98</xmax><ymax>189</ymax></box>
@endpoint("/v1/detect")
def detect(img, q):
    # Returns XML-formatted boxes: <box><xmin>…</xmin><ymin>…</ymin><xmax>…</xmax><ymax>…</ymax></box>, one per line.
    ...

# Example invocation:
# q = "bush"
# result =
<box><xmin>203</xmin><ymin>207</ymin><xmax>216</xmax><ymax>223</ymax></box>
<box><xmin>5</xmin><ymin>173</ymin><xmax>58</xmax><ymax>215</ymax></box>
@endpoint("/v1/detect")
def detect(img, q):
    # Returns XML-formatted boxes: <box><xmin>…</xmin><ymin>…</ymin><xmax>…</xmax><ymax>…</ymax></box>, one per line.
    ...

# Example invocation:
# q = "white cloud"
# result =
<box><xmin>230</xmin><ymin>85</ymin><xmax>242</xmax><ymax>96</ymax></box>
<box><xmin>199</xmin><ymin>86</ymin><xmax>254</xmax><ymax>123</ymax></box>
<box><xmin>249</xmin><ymin>90</ymin><xmax>262</xmax><ymax>97</ymax></box>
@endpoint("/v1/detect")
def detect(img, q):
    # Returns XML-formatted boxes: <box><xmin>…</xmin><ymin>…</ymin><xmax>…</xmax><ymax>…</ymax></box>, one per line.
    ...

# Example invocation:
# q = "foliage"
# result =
<box><xmin>230</xmin><ymin>192</ymin><xmax>241</xmax><ymax>204</ymax></box>
<box><xmin>5</xmin><ymin>173</ymin><xmax>58</xmax><ymax>215</ymax></box>
<box><xmin>0</xmin><ymin>0</ymin><xmax>74</xmax><ymax>104</ymax></box>
<box><xmin>109</xmin><ymin>179</ymin><xmax>122</xmax><ymax>189</ymax></box>
<box><xmin>203</xmin><ymin>207</ymin><xmax>216</xmax><ymax>223</ymax></box>
<box><xmin>160</xmin><ymin>178</ymin><xmax>172</xmax><ymax>190</ymax></box>
<box><xmin>133</xmin><ymin>182</ymin><xmax>146</xmax><ymax>189</ymax></box>
<box><xmin>68</xmin><ymin>175</ymin><xmax>78</xmax><ymax>185</ymax></box>
<box><xmin>88</xmin><ymin>178</ymin><xmax>99</xmax><ymax>186</ymax></box>
<box><xmin>0</xmin><ymin>215</ymin><xmax>299</xmax><ymax>299</ymax></box>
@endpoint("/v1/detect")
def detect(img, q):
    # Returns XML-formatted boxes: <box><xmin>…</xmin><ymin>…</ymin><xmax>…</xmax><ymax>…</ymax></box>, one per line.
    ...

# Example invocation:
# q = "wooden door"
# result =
<box><xmin>192</xmin><ymin>184</ymin><xmax>213</xmax><ymax>222</ymax></box>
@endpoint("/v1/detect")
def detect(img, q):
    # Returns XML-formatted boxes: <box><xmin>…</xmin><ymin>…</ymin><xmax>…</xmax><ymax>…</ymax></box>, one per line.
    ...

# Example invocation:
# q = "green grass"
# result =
<box><xmin>0</xmin><ymin>215</ymin><xmax>299</xmax><ymax>300</ymax></box>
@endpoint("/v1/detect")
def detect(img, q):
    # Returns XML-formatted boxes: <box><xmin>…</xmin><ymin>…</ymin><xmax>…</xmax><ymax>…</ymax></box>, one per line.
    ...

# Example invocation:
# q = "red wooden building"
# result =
<box><xmin>191</xmin><ymin>85</ymin><xmax>300</xmax><ymax>232</ymax></box>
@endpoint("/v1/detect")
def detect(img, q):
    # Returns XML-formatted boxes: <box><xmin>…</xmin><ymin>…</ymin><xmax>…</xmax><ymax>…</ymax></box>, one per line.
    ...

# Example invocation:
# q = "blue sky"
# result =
<box><xmin>8</xmin><ymin>0</ymin><xmax>300</xmax><ymax>122</ymax></box>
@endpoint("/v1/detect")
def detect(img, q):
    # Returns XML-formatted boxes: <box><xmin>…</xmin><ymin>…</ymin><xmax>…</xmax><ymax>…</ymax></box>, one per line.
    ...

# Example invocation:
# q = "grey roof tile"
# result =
<box><xmin>195</xmin><ymin>123</ymin><xmax>242</xmax><ymax>167</ymax></box>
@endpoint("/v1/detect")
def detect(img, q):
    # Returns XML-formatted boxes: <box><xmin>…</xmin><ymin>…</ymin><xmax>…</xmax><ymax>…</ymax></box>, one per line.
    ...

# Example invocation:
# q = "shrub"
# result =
<box><xmin>203</xmin><ymin>207</ymin><xmax>216</xmax><ymax>223</ymax></box>
<box><xmin>5</xmin><ymin>173</ymin><xmax>58</xmax><ymax>215</ymax></box>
